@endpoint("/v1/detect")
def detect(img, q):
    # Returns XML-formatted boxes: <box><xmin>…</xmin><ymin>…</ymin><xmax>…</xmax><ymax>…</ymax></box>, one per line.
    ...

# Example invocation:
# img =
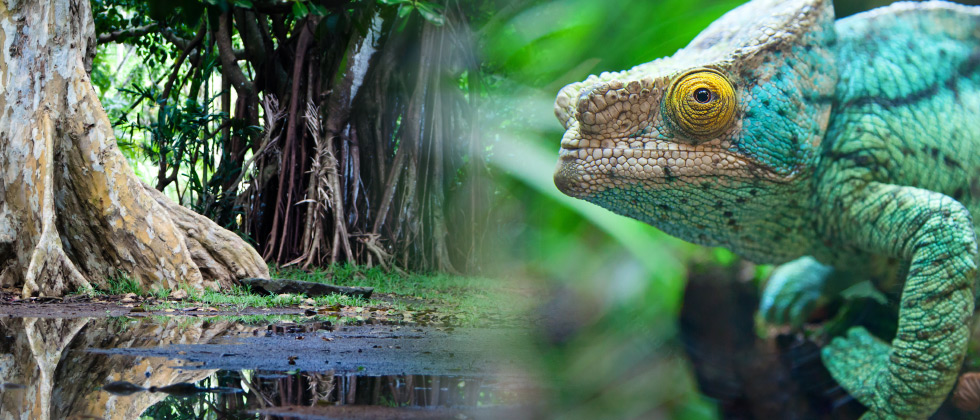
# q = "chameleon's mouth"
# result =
<box><xmin>554</xmin><ymin>135</ymin><xmax>768</xmax><ymax>199</ymax></box>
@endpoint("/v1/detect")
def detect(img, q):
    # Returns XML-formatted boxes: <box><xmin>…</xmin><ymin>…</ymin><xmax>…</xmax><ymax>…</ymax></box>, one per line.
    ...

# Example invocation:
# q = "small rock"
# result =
<box><xmin>120</xmin><ymin>297</ymin><xmax>135</xmax><ymax>303</ymax></box>
<box><xmin>123</xmin><ymin>293</ymin><xmax>137</xmax><ymax>299</ymax></box>
<box><xmin>170</xmin><ymin>289</ymin><xmax>188</xmax><ymax>300</ymax></box>
<box><xmin>303</xmin><ymin>298</ymin><xmax>316</xmax><ymax>306</ymax></box>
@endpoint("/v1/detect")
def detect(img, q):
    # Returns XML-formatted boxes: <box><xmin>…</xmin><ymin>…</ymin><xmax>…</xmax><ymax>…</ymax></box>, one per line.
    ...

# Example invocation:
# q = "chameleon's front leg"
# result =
<box><xmin>822</xmin><ymin>182</ymin><xmax>977</xmax><ymax>419</ymax></box>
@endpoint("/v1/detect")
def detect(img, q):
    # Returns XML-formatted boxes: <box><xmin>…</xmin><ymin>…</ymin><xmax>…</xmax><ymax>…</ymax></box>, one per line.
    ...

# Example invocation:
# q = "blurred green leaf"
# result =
<box><xmin>397</xmin><ymin>4</ymin><xmax>412</xmax><ymax>19</ymax></box>
<box><xmin>310</xmin><ymin>3</ymin><xmax>328</xmax><ymax>16</ymax></box>
<box><xmin>292</xmin><ymin>1</ymin><xmax>309</xmax><ymax>18</ymax></box>
<box><xmin>415</xmin><ymin>2</ymin><xmax>445</xmax><ymax>25</ymax></box>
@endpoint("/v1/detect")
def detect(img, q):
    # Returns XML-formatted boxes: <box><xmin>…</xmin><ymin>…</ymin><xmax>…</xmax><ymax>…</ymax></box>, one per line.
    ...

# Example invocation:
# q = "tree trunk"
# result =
<box><xmin>0</xmin><ymin>0</ymin><xmax>268</xmax><ymax>297</ymax></box>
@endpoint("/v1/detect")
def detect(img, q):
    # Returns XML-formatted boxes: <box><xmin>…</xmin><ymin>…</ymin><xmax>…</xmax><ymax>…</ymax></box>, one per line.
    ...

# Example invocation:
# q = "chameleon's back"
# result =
<box><xmin>823</xmin><ymin>2</ymin><xmax>980</xmax><ymax>228</ymax></box>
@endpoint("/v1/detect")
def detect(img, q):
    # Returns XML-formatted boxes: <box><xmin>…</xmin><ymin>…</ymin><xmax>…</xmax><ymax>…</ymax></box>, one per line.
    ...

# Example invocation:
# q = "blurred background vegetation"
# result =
<box><xmin>89</xmin><ymin>0</ymin><xmax>980</xmax><ymax>418</ymax></box>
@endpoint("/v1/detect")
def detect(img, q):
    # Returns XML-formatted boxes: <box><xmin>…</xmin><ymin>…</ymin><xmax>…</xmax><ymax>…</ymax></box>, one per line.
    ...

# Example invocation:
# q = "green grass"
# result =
<box><xmin>71</xmin><ymin>271</ymin><xmax>145</xmax><ymax>296</ymax></box>
<box><xmin>153</xmin><ymin>284</ymin><xmax>370</xmax><ymax>311</ymax></box>
<box><xmin>72</xmin><ymin>264</ymin><xmax>530</xmax><ymax>327</ymax></box>
<box><xmin>143</xmin><ymin>313</ymin><xmax>362</xmax><ymax>325</ymax></box>
<box><xmin>271</xmin><ymin>264</ymin><xmax>533</xmax><ymax>325</ymax></box>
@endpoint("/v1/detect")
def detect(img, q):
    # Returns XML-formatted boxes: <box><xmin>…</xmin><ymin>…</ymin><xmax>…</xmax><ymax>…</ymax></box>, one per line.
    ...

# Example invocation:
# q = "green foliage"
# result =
<box><xmin>378</xmin><ymin>0</ymin><xmax>445</xmax><ymax>25</ymax></box>
<box><xmin>117</xmin><ymin>85</ymin><xmax>224</xmax><ymax>186</ymax></box>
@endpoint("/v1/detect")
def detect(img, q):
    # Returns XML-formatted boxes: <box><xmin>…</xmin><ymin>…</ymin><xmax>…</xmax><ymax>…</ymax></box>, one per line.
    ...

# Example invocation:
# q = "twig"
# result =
<box><xmin>97</xmin><ymin>23</ymin><xmax>159</xmax><ymax>44</ymax></box>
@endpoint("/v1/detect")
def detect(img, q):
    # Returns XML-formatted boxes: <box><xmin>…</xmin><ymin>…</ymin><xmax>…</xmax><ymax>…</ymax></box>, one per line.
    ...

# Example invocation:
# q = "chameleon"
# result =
<box><xmin>552</xmin><ymin>0</ymin><xmax>980</xmax><ymax>418</ymax></box>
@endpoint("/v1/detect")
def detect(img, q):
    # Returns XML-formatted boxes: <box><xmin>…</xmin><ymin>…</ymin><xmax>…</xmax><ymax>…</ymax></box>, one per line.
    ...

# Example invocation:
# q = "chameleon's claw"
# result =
<box><xmin>760</xmin><ymin>257</ymin><xmax>834</xmax><ymax>328</ymax></box>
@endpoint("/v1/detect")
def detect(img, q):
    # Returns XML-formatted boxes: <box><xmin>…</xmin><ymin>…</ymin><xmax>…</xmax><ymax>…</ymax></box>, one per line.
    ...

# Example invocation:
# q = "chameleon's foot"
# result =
<box><xmin>822</xmin><ymin>326</ymin><xmax>889</xmax><ymax>408</ymax></box>
<box><xmin>760</xmin><ymin>256</ymin><xmax>835</xmax><ymax>327</ymax></box>
<box><xmin>822</xmin><ymin>326</ymin><xmax>954</xmax><ymax>420</ymax></box>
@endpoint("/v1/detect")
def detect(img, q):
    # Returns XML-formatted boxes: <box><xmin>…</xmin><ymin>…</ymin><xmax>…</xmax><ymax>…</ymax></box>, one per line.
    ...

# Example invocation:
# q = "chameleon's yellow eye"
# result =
<box><xmin>665</xmin><ymin>69</ymin><xmax>736</xmax><ymax>139</ymax></box>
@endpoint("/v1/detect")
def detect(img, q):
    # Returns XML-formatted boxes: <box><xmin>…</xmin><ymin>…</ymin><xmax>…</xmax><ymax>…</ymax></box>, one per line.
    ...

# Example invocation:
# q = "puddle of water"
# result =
<box><xmin>138</xmin><ymin>370</ymin><xmax>529</xmax><ymax>419</ymax></box>
<box><xmin>0</xmin><ymin>316</ymin><xmax>539</xmax><ymax>419</ymax></box>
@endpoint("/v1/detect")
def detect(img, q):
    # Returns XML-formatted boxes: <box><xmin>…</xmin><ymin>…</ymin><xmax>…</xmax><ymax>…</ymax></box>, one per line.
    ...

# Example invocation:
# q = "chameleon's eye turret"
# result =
<box><xmin>665</xmin><ymin>69</ymin><xmax>736</xmax><ymax>140</ymax></box>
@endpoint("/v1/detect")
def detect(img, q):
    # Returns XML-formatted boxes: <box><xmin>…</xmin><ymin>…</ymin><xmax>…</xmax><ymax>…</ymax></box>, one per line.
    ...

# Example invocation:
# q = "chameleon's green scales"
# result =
<box><xmin>553</xmin><ymin>0</ymin><xmax>980</xmax><ymax>418</ymax></box>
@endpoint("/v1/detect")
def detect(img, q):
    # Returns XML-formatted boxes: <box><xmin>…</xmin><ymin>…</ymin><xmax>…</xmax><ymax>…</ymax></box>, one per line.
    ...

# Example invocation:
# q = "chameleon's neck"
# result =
<box><xmin>730</xmin><ymin>174</ymin><xmax>819</xmax><ymax>264</ymax></box>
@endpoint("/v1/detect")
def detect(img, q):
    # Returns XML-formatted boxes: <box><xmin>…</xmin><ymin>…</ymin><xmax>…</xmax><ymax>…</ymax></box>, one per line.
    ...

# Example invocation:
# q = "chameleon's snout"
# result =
<box><xmin>553</xmin><ymin>155</ymin><xmax>586</xmax><ymax>198</ymax></box>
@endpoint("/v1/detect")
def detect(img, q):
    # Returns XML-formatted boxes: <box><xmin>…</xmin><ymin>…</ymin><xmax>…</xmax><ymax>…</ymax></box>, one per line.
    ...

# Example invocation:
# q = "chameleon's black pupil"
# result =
<box><xmin>694</xmin><ymin>88</ymin><xmax>712</xmax><ymax>103</ymax></box>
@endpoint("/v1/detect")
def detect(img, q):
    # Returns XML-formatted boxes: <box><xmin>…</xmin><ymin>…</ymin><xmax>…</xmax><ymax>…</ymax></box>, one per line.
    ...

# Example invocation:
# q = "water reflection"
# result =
<box><xmin>0</xmin><ymin>316</ymin><xmax>535</xmax><ymax>419</ymax></box>
<box><xmin>0</xmin><ymin>317</ymin><xmax>233</xmax><ymax>419</ymax></box>
<box><xmin>141</xmin><ymin>370</ymin><xmax>528</xmax><ymax>419</ymax></box>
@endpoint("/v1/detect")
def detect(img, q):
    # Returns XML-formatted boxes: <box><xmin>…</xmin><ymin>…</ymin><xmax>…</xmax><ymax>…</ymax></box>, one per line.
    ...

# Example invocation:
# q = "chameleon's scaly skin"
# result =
<box><xmin>553</xmin><ymin>1</ymin><xmax>980</xmax><ymax>418</ymax></box>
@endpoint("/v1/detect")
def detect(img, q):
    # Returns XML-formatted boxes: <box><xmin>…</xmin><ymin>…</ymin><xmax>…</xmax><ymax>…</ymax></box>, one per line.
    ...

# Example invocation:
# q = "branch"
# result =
<box><xmin>161</xmin><ymin>20</ymin><xmax>207</xmax><ymax>104</ymax></box>
<box><xmin>163</xmin><ymin>27</ymin><xmax>246</xmax><ymax>60</ymax></box>
<box><xmin>216</xmin><ymin>11</ymin><xmax>256</xmax><ymax>97</ymax></box>
<box><xmin>97</xmin><ymin>23</ymin><xmax>159</xmax><ymax>44</ymax></box>
<box><xmin>159</xmin><ymin>28</ymin><xmax>192</xmax><ymax>50</ymax></box>
<box><xmin>234</xmin><ymin>8</ymin><xmax>269</xmax><ymax>66</ymax></box>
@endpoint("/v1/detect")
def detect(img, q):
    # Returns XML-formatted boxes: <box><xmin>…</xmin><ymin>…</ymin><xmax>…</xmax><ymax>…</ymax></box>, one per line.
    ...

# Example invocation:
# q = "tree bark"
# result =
<box><xmin>0</xmin><ymin>0</ymin><xmax>268</xmax><ymax>297</ymax></box>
